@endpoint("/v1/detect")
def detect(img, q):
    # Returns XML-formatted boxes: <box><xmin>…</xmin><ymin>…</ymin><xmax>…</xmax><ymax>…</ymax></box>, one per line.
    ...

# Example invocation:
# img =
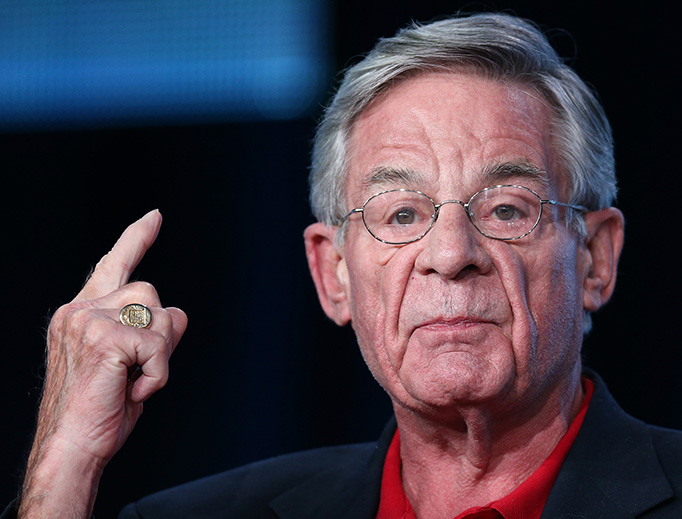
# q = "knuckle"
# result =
<box><xmin>49</xmin><ymin>305</ymin><xmax>115</xmax><ymax>350</ymax></box>
<box><xmin>153</xmin><ymin>307</ymin><xmax>172</xmax><ymax>328</ymax></box>
<box><xmin>49</xmin><ymin>302</ymin><xmax>78</xmax><ymax>325</ymax></box>
<box><xmin>125</xmin><ymin>281</ymin><xmax>160</xmax><ymax>304</ymax></box>
<box><xmin>48</xmin><ymin>303</ymin><xmax>85</xmax><ymax>340</ymax></box>
<box><xmin>156</xmin><ymin>369</ymin><xmax>170</xmax><ymax>389</ymax></box>
<box><xmin>150</xmin><ymin>331</ymin><xmax>171</xmax><ymax>355</ymax></box>
<box><xmin>67</xmin><ymin>307</ymin><xmax>97</xmax><ymax>337</ymax></box>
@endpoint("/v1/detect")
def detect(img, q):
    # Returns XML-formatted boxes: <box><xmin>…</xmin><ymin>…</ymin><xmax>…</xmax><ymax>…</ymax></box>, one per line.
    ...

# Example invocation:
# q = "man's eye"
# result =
<box><xmin>392</xmin><ymin>208</ymin><xmax>417</xmax><ymax>225</ymax></box>
<box><xmin>493</xmin><ymin>204</ymin><xmax>518</xmax><ymax>221</ymax></box>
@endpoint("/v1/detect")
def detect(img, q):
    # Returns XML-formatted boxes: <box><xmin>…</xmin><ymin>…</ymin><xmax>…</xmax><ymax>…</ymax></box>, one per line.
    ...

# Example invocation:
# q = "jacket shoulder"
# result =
<box><xmin>649</xmin><ymin>424</ymin><xmax>682</xmax><ymax>484</ymax></box>
<box><xmin>119</xmin><ymin>442</ymin><xmax>377</xmax><ymax>519</ymax></box>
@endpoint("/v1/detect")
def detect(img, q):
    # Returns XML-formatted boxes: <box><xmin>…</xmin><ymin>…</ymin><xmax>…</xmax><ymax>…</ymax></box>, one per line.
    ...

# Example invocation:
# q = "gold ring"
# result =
<box><xmin>119</xmin><ymin>303</ymin><xmax>152</xmax><ymax>328</ymax></box>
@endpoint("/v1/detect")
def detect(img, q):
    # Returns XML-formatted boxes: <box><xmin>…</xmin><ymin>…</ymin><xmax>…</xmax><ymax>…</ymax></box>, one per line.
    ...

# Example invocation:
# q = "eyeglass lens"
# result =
<box><xmin>362</xmin><ymin>186</ymin><xmax>543</xmax><ymax>244</ymax></box>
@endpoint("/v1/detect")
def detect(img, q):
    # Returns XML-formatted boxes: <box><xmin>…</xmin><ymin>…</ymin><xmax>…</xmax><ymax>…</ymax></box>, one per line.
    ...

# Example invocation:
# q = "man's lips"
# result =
<box><xmin>409</xmin><ymin>317</ymin><xmax>498</xmax><ymax>338</ymax></box>
<box><xmin>416</xmin><ymin>317</ymin><xmax>495</xmax><ymax>329</ymax></box>
<box><xmin>406</xmin><ymin>317</ymin><xmax>500</xmax><ymax>347</ymax></box>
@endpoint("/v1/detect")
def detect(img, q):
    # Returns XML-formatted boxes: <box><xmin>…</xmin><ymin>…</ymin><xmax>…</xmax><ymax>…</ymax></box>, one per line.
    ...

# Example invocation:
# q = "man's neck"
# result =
<box><xmin>394</xmin><ymin>369</ymin><xmax>585</xmax><ymax>519</ymax></box>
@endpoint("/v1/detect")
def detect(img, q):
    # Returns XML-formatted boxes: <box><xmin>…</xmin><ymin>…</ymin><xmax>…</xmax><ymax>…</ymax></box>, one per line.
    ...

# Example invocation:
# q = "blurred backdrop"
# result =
<box><xmin>1</xmin><ymin>1</ymin><xmax>680</xmax><ymax>516</ymax></box>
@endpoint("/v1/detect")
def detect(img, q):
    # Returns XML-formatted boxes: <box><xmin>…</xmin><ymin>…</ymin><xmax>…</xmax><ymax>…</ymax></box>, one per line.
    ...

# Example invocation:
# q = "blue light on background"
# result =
<box><xmin>0</xmin><ymin>0</ymin><xmax>330</xmax><ymax>130</ymax></box>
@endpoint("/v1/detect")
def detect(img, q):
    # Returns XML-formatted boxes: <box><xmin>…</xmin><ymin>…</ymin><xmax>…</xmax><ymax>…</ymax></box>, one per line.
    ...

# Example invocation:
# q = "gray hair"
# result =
<box><xmin>309</xmin><ymin>13</ymin><xmax>617</xmax><ymax>229</ymax></box>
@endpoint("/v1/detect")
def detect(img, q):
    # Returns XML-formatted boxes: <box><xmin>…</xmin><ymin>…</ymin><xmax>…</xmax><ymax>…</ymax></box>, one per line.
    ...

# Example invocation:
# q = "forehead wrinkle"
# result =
<box><xmin>481</xmin><ymin>160</ymin><xmax>550</xmax><ymax>192</ymax></box>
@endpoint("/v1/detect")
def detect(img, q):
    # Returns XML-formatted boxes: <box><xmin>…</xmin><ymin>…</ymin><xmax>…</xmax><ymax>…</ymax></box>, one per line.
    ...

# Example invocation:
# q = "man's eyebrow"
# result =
<box><xmin>362</xmin><ymin>166</ymin><xmax>427</xmax><ymax>190</ymax></box>
<box><xmin>361</xmin><ymin>162</ymin><xmax>549</xmax><ymax>192</ymax></box>
<box><xmin>483</xmin><ymin>161</ymin><xmax>550</xmax><ymax>190</ymax></box>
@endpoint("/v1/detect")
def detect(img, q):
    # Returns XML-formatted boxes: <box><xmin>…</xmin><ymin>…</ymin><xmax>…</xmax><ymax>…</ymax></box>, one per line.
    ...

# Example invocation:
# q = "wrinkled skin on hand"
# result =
<box><xmin>19</xmin><ymin>210</ymin><xmax>188</xmax><ymax>519</ymax></box>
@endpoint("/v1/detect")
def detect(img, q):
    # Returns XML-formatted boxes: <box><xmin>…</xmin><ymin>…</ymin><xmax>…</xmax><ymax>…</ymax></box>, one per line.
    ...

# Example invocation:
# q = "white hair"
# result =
<box><xmin>309</xmin><ymin>13</ymin><xmax>617</xmax><ymax>229</ymax></box>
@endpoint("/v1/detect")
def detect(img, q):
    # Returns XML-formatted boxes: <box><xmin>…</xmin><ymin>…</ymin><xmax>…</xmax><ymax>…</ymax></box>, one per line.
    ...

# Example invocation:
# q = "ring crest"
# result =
<box><xmin>120</xmin><ymin>303</ymin><xmax>152</xmax><ymax>328</ymax></box>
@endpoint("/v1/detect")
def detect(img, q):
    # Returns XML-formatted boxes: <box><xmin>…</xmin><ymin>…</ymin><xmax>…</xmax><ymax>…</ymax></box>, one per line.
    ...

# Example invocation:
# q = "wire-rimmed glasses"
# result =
<box><xmin>339</xmin><ymin>185</ymin><xmax>587</xmax><ymax>245</ymax></box>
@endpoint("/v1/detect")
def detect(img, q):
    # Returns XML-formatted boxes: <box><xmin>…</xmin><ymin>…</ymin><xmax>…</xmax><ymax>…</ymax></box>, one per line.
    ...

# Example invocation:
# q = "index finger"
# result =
<box><xmin>74</xmin><ymin>209</ymin><xmax>163</xmax><ymax>302</ymax></box>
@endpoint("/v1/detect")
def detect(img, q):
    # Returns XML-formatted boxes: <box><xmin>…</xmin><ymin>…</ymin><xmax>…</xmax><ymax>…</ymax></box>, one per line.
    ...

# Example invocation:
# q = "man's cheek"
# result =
<box><xmin>346</xmin><ymin>249</ymin><xmax>417</xmax><ymax>373</ymax></box>
<box><xmin>346</xmin><ymin>244</ymin><xmax>415</xmax><ymax>320</ymax></box>
<box><xmin>488</xmin><ymin>246</ymin><xmax>539</xmax><ymax>365</ymax></box>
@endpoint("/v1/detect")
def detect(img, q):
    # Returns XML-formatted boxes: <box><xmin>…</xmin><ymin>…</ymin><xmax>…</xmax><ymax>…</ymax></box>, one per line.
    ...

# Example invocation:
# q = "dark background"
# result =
<box><xmin>2</xmin><ymin>1</ymin><xmax>680</xmax><ymax>517</ymax></box>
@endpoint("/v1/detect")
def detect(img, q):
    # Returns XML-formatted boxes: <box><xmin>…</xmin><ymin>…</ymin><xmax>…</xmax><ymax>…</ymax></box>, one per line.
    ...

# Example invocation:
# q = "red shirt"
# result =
<box><xmin>376</xmin><ymin>378</ymin><xmax>595</xmax><ymax>519</ymax></box>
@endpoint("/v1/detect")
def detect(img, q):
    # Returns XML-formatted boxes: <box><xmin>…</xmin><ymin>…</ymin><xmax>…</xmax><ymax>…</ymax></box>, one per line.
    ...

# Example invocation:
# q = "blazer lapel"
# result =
<box><xmin>542</xmin><ymin>372</ymin><xmax>673</xmax><ymax>518</ymax></box>
<box><xmin>269</xmin><ymin>419</ymin><xmax>396</xmax><ymax>519</ymax></box>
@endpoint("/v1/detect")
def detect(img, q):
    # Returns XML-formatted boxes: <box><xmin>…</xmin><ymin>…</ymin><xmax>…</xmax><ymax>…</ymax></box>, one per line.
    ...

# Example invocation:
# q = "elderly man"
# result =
<box><xmin>8</xmin><ymin>12</ymin><xmax>682</xmax><ymax>519</ymax></box>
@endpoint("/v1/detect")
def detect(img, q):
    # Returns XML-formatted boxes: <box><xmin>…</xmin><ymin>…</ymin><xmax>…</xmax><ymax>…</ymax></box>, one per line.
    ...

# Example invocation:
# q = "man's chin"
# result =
<box><xmin>397</xmin><ymin>365</ymin><xmax>516</xmax><ymax>416</ymax></box>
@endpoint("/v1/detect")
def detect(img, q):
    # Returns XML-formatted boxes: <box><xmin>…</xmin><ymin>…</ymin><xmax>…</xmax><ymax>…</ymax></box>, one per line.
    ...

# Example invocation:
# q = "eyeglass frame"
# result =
<box><xmin>338</xmin><ymin>184</ymin><xmax>588</xmax><ymax>245</ymax></box>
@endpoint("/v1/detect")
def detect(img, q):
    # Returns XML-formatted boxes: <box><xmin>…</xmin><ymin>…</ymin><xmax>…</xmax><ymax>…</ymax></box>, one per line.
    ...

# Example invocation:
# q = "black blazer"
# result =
<box><xmin>4</xmin><ymin>373</ymin><xmax>681</xmax><ymax>519</ymax></box>
<box><xmin>119</xmin><ymin>372</ymin><xmax>682</xmax><ymax>519</ymax></box>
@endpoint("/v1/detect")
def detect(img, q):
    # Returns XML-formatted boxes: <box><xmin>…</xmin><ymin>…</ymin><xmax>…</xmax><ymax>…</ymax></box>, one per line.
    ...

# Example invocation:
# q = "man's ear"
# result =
<box><xmin>582</xmin><ymin>207</ymin><xmax>625</xmax><ymax>312</ymax></box>
<box><xmin>304</xmin><ymin>222</ymin><xmax>351</xmax><ymax>326</ymax></box>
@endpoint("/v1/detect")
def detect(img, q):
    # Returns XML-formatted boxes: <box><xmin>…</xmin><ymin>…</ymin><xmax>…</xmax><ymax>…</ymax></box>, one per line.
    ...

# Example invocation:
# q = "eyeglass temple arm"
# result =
<box><xmin>338</xmin><ymin>207</ymin><xmax>364</xmax><ymax>225</ymax></box>
<box><xmin>542</xmin><ymin>199</ymin><xmax>588</xmax><ymax>213</ymax></box>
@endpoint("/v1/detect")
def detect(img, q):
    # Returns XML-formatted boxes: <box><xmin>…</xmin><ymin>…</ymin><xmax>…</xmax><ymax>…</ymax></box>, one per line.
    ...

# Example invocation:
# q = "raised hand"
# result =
<box><xmin>18</xmin><ymin>210</ymin><xmax>188</xmax><ymax>519</ymax></box>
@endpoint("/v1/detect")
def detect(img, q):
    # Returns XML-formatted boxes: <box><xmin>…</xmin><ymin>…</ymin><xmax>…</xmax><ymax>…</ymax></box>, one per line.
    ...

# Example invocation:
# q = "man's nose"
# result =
<box><xmin>414</xmin><ymin>202</ymin><xmax>493</xmax><ymax>279</ymax></box>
